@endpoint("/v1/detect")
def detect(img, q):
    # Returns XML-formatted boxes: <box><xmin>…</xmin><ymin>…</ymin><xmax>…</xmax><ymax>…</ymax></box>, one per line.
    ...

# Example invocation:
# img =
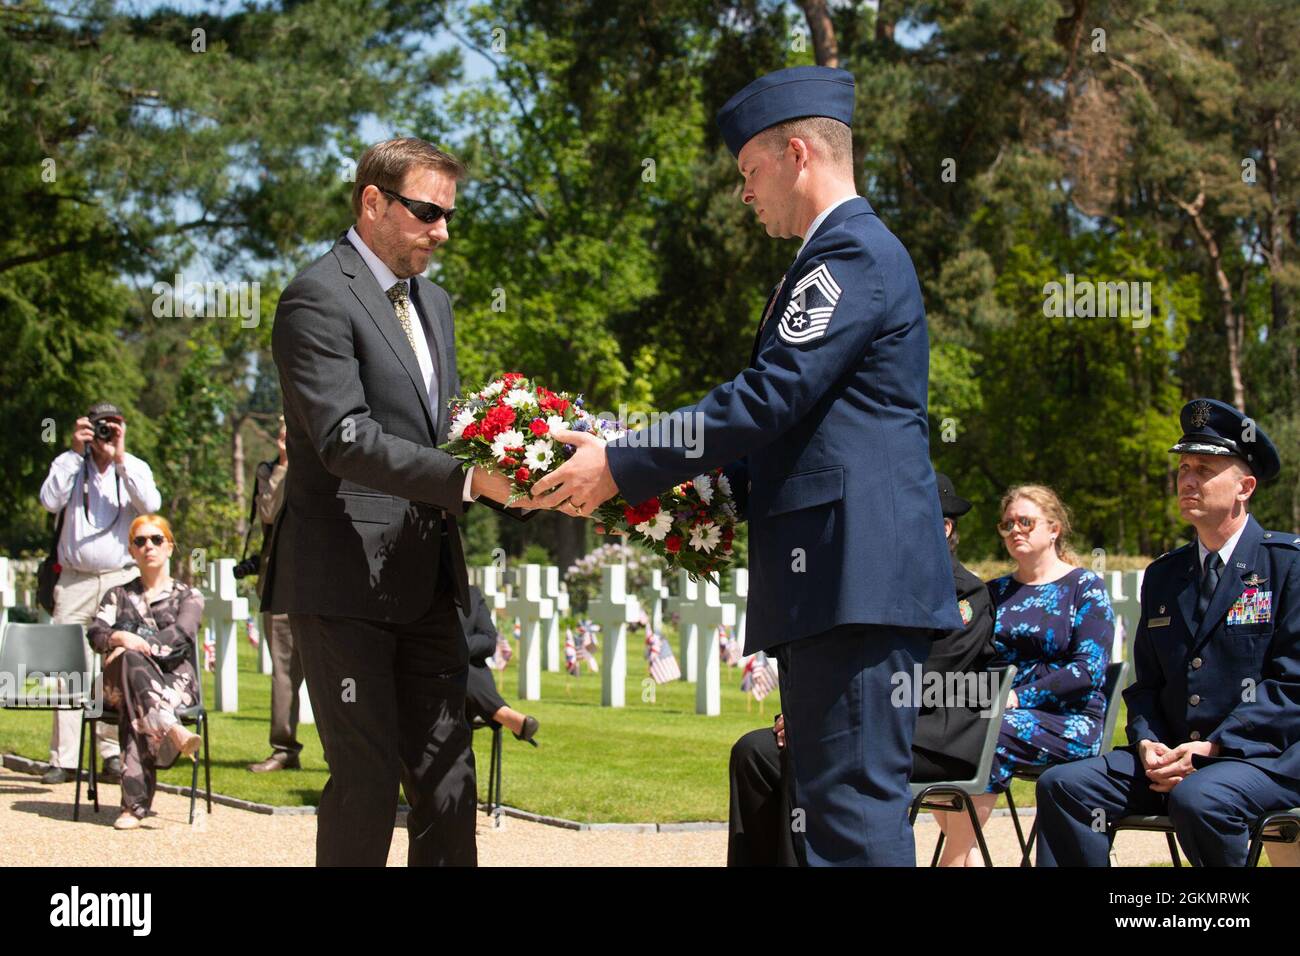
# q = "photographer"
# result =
<box><xmin>37</xmin><ymin>402</ymin><xmax>161</xmax><ymax>785</ymax></box>
<box><xmin>246</xmin><ymin>416</ymin><xmax>305</xmax><ymax>773</ymax></box>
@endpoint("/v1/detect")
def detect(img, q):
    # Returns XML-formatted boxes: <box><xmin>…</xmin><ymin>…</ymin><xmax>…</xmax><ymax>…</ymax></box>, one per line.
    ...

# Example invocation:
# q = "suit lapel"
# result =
<box><xmin>1194</xmin><ymin>515</ymin><xmax>1265</xmax><ymax>644</ymax></box>
<box><xmin>1173</xmin><ymin>549</ymin><xmax>1199</xmax><ymax>637</ymax></box>
<box><xmin>333</xmin><ymin>236</ymin><xmax>439</xmax><ymax>441</ymax></box>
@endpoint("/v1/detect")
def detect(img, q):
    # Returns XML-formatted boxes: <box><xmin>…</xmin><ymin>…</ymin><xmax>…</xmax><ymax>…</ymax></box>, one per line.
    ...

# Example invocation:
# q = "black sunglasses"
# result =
<box><xmin>132</xmin><ymin>534</ymin><xmax>167</xmax><ymax>548</ymax></box>
<box><xmin>379</xmin><ymin>187</ymin><xmax>456</xmax><ymax>225</ymax></box>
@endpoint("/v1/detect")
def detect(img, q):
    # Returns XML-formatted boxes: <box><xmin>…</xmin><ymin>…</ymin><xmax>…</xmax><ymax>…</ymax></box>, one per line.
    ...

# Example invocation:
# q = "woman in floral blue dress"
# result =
<box><xmin>935</xmin><ymin>484</ymin><xmax>1113</xmax><ymax>866</ymax></box>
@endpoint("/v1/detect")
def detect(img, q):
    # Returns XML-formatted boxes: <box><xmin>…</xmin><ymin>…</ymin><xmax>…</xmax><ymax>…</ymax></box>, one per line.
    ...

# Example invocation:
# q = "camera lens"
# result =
<box><xmin>94</xmin><ymin>421</ymin><xmax>114</xmax><ymax>441</ymax></box>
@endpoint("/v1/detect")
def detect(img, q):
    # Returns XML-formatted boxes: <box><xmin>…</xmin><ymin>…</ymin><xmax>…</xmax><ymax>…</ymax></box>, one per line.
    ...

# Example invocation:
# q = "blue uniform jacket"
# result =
<box><xmin>1124</xmin><ymin>514</ymin><xmax>1300</xmax><ymax>781</ymax></box>
<box><xmin>607</xmin><ymin>197</ymin><xmax>960</xmax><ymax>653</ymax></box>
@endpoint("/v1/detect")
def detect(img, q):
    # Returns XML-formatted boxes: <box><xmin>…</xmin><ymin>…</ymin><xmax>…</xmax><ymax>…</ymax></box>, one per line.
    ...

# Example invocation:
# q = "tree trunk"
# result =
<box><xmin>797</xmin><ymin>0</ymin><xmax>839</xmax><ymax>67</ymax></box>
<box><xmin>1176</xmin><ymin>190</ymin><xmax>1247</xmax><ymax>411</ymax></box>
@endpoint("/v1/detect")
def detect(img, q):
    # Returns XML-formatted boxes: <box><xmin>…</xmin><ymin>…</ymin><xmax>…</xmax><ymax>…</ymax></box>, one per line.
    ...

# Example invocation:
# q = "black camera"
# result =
<box><xmin>232</xmin><ymin>554</ymin><xmax>261</xmax><ymax>579</ymax></box>
<box><xmin>94</xmin><ymin>420</ymin><xmax>116</xmax><ymax>441</ymax></box>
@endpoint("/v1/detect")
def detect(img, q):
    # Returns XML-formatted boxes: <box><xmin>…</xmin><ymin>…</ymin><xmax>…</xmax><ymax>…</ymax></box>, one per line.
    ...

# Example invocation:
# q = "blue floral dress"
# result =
<box><xmin>984</xmin><ymin>567</ymin><xmax>1113</xmax><ymax>793</ymax></box>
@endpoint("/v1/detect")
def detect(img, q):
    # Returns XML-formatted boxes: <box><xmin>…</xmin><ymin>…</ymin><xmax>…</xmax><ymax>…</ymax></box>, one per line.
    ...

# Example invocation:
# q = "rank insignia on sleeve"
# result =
<box><xmin>958</xmin><ymin>599</ymin><xmax>973</xmax><ymax>625</ymax></box>
<box><xmin>777</xmin><ymin>263</ymin><xmax>841</xmax><ymax>345</ymax></box>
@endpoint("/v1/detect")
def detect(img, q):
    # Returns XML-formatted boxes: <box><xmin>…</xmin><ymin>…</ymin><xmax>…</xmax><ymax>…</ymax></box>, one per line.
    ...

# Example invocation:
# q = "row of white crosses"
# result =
<box><xmin>200</xmin><ymin>557</ymin><xmax>312</xmax><ymax>723</ymax></box>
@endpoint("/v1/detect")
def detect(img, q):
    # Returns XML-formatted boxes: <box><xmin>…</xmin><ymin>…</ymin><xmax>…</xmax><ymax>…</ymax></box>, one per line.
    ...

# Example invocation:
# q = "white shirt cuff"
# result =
<box><xmin>462</xmin><ymin>466</ymin><xmax>477</xmax><ymax>502</ymax></box>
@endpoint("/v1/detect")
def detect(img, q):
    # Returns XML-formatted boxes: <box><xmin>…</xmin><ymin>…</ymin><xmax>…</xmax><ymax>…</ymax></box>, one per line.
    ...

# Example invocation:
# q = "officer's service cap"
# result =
<box><xmin>1170</xmin><ymin>397</ymin><xmax>1281</xmax><ymax>482</ymax></box>
<box><xmin>717</xmin><ymin>66</ymin><xmax>855</xmax><ymax>157</ymax></box>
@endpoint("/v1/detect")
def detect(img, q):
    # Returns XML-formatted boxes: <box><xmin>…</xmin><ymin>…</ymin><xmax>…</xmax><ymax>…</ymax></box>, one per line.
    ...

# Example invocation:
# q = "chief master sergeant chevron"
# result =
<box><xmin>1035</xmin><ymin>398</ymin><xmax>1300</xmax><ymax>866</ymax></box>
<box><xmin>525</xmin><ymin>66</ymin><xmax>962</xmax><ymax>866</ymax></box>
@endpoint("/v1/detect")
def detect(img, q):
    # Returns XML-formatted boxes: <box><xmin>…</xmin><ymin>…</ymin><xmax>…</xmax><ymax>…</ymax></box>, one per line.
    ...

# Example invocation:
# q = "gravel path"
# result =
<box><xmin>0</xmin><ymin>766</ymin><xmax>1179</xmax><ymax>867</ymax></box>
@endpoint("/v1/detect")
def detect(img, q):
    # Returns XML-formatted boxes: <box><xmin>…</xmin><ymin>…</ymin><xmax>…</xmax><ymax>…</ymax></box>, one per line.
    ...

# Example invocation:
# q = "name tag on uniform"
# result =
<box><xmin>1147</xmin><ymin>616</ymin><xmax>1172</xmax><ymax>628</ymax></box>
<box><xmin>1227</xmin><ymin>587</ymin><xmax>1272</xmax><ymax>626</ymax></box>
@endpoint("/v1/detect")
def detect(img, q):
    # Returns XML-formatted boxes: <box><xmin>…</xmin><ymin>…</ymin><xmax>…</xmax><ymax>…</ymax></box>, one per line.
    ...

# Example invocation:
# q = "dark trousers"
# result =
<box><xmin>264</xmin><ymin>612</ymin><xmax>304</xmax><ymax>757</ymax></box>
<box><xmin>775</xmin><ymin>624</ymin><xmax>932</xmax><ymax>867</ymax></box>
<box><xmin>728</xmin><ymin>728</ymin><xmax>799</xmax><ymax>866</ymax></box>
<box><xmin>290</xmin><ymin>576</ymin><xmax>477</xmax><ymax>867</ymax></box>
<box><xmin>1036</xmin><ymin>748</ymin><xmax>1300</xmax><ymax>867</ymax></box>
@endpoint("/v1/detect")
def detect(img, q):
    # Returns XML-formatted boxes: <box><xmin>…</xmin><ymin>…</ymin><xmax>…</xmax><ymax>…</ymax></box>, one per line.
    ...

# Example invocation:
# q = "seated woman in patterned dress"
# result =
<box><xmin>86</xmin><ymin>514</ymin><xmax>205</xmax><ymax>831</ymax></box>
<box><xmin>935</xmin><ymin>484</ymin><xmax>1113</xmax><ymax>866</ymax></box>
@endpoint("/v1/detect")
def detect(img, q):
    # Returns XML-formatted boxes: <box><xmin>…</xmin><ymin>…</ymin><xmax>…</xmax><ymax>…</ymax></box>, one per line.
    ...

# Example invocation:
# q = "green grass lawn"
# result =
<box><xmin>0</xmin><ymin>635</ymin><xmax>1127</xmax><ymax>823</ymax></box>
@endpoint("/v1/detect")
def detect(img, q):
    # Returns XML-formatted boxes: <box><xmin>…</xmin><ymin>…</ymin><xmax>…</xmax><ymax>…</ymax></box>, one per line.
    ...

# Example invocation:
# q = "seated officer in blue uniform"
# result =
<box><xmin>1035</xmin><ymin>398</ymin><xmax>1300</xmax><ymax>866</ymax></box>
<box><xmin>524</xmin><ymin>66</ymin><xmax>961</xmax><ymax>866</ymax></box>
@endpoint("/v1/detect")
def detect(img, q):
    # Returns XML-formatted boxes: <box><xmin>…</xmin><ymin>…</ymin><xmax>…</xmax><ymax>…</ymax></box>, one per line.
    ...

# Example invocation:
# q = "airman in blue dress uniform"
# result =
<box><xmin>527</xmin><ymin>66</ymin><xmax>960</xmax><ymax>866</ymax></box>
<box><xmin>1035</xmin><ymin>398</ymin><xmax>1300</xmax><ymax>866</ymax></box>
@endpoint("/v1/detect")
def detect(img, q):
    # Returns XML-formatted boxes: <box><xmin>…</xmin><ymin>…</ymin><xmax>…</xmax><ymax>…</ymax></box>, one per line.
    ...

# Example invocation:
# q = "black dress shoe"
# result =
<box><xmin>41</xmin><ymin>766</ymin><xmax>70</xmax><ymax>785</ymax></box>
<box><xmin>247</xmin><ymin>752</ymin><xmax>301</xmax><ymax>773</ymax></box>
<box><xmin>513</xmin><ymin>716</ymin><xmax>540</xmax><ymax>747</ymax></box>
<box><xmin>100</xmin><ymin>757</ymin><xmax>123</xmax><ymax>783</ymax></box>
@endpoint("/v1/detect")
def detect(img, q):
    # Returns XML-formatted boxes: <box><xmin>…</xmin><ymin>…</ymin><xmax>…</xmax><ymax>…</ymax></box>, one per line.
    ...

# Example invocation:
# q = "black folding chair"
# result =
<box><xmin>1107</xmin><ymin>807</ymin><xmax>1300</xmax><ymax>868</ymax></box>
<box><xmin>75</xmin><ymin>636</ymin><xmax>211</xmax><ymax>824</ymax></box>
<box><xmin>1006</xmin><ymin>659</ymin><xmax>1129</xmax><ymax>865</ymax></box>
<box><xmin>909</xmin><ymin>664</ymin><xmax>1017</xmax><ymax>867</ymax></box>
<box><xmin>469</xmin><ymin>714</ymin><xmax>504</xmax><ymax>819</ymax></box>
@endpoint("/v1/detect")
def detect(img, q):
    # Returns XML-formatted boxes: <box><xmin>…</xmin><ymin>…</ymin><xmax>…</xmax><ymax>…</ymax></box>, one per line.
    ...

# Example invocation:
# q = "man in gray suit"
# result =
<box><xmin>265</xmin><ymin>138</ymin><xmax>513</xmax><ymax>866</ymax></box>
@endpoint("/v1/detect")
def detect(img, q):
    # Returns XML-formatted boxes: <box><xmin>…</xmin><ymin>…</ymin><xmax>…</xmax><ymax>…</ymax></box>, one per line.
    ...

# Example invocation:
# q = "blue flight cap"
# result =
<box><xmin>716</xmin><ymin>65</ymin><xmax>855</xmax><ymax>157</ymax></box>
<box><xmin>1169</xmin><ymin>398</ymin><xmax>1281</xmax><ymax>482</ymax></box>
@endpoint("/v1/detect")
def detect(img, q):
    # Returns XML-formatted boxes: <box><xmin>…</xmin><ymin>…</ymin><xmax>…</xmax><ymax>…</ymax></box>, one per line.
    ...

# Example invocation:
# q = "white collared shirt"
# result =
<box><xmin>40</xmin><ymin>452</ymin><xmax>161</xmax><ymax>573</ymax></box>
<box><xmin>796</xmin><ymin>195</ymin><xmax>860</xmax><ymax>258</ymax></box>
<box><xmin>346</xmin><ymin>226</ymin><xmax>476</xmax><ymax>502</ymax></box>
<box><xmin>1197</xmin><ymin>521</ymin><xmax>1248</xmax><ymax>572</ymax></box>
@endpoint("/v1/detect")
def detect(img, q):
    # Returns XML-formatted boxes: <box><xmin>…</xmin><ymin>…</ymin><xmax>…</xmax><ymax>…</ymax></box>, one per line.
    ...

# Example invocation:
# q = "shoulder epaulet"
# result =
<box><xmin>1261</xmin><ymin>531</ymin><xmax>1300</xmax><ymax>549</ymax></box>
<box><xmin>1148</xmin><ymin>543</ymin><xmax>1194</xmax><ymax>568</ymax></box>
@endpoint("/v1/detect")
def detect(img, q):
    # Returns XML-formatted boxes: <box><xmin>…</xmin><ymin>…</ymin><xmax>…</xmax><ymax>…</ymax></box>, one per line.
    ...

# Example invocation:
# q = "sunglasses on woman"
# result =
<box><xmin>379</xmin><ymin>187</ymin><xmax>456</xmax><ymax>225</ymax></box>
<box><xmin>132</xmin><ymin>534</ymin><xmax>167</xmax><ymax>548</ymax></box>
<box><xmin>996</xmin><ymin>516</ymin><xmax>1044</xmax><ymax>537</ymax></box>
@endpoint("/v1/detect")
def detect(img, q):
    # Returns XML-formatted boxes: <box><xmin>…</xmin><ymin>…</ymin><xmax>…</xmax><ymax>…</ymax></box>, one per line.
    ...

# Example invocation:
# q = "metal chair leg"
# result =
<box><xmin>201</xmin><ymin>714</ymin><xmax>212</xmax><ymax>813</ymax></box>
<box><xmin>965</xmin><ymin>796</ymin><xmax>994</xmax><ymax>867</ymax></box>
<box><xmin>188</xmin><ymin>744</ymin><xmax>199</xmax><ymax>825</ymax></box>
<box><xmin>930</xmin><ymin>830</ymin><xmax>946</xmax><ymax>867</ymax></box>
<box><xmin>493</xmin><ymin>725</ymin><xmax>503</xmax><ymax>811</ymax></box>
<box><xmin>1166</xmin><ymin>831</ymin><xmax>1181</xmax><ymax>867</ymax></box>
<box><xmin>73</xmin><ymin>711</ymin><xmax>87</xmax><ymax>822</ymax></box>
<box><xmin>87</xmin><ymin>717</ymin><xmax>99</xmax><ymax>813</ymax></box>
<box><xmin>1006</xmin><ymin>787</ymin><xmax>1027</xmax><ymax>858</ymax></box>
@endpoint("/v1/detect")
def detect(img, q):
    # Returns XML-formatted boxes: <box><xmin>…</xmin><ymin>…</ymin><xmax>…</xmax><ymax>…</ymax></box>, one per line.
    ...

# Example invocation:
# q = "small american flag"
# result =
<box><xmin>718</xmin><ymin>625</ymin><xmax>741</xmax><ymax>666</ymax></box>
<box><xmin>487</xmin><ymin>626</ymin><xmax>514</xmax><ymax>671</ymax></box>
<box><xmin>564</xmin><ymin>629</ymin><xmax>579</xmax><ymax>676</ymax></box>
<box><xmin>202</xmin><ymin>631</ymin><xmax>215</xmax><ymax>672</ymax></box>
<box><xmin>645</xmin><ymin>630</ymin><xmax>681</xmax><ymax>684</ymax></box>
<box><xmin>748</xmin><ymin>650</ymin><xmax>774</xmax><ymax>702</ymax></box>
<box><xmin>579</xmin><ymin>620</ymin><xmax>600</xmax><ymax>673</ymax></box>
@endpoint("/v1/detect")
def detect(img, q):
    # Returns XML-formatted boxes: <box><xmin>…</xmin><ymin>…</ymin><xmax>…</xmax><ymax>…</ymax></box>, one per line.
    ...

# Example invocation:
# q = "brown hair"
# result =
<box><xmin>761</xmin><ymin>116</ymin><xmax>854</xmax><ymax>168</ymax></box>
<box><xmin>1000</xmin><ymin>484</ymin><xmax>1080</xmax><ymax>565</ymax></box>
<box><xmin>351</xmin><ymin>138</ymin><xmax>467</xmax><ymax>219</ymax></box>
<box><xmin>129</xmin><ymin>514</ymin><xmax>176</xmax><ymax>548</ymax></box>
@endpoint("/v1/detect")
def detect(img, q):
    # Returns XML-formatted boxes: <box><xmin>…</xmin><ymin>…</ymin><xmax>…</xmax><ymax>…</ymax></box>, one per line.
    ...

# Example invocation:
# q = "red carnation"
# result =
<box><xmin>665</xmin><ymin>535</ymin><xmax>683</xmax><ymax>554</ymax></box>
<box><xmin>529</xmin><ymin>418</ymin><xmax>549</xmax><ymax>437</ymax></box>
<box><xmin>462</xmin><ymin>422</ymin><xmax>480</xmax><ymax>439</ymax></box>
<box><xmin>515</xmin><ymin>467</ymin><xmax>531</xmax><ymax>482</ymax></box>
<box><xmin>500</xmin><ymin>457</ymin><xmax>517</xmax><ymax>468</ymax></box>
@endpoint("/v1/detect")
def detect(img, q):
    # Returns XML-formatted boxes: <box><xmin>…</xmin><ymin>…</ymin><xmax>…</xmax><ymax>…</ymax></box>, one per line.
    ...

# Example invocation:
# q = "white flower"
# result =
<box><xmin>449</xmin><ymin>408</ymin><xmax>476</xmax><ymax>440</ymax></box>
<box><xmin>481</xmin><ymin>381</ymin><xmax>505</xmax><ymax>398</ymax></box>
<box><xmin>504</xmin><ymin>388</ymin><xmax>535</xmax><ymax>409</ymax></box>
<box><xmin>688</xmin><ymin>521</ymin><xmax>721</xmax><ymax>553</ymax></box>
<box><xmin>546</xmin><ymin>415</ymin><xmax>567</xmax><ymax>435</ymax></box>
<box><xmin>490</xmin><ymin>429</ymin><xmax>527</xmax><ymax>461</ymax></box>
<box><xmin>524</xmin><ymin>440</ymin><xmax>556</xmax><ymax>472</ymax></box>
<box><xmin>636</xmin><ymin>511</ymin><xmax>673</xmax><ymax>542</ymax></box>
<box><xmin>693</xmin><ymin>474</ymin><xmax>713</xmax><ymax>504</ymax></box>
<box><xmin>715</xmin><ymin>473</ymin><xmax>732</xmax><ymax>499</ymax></box>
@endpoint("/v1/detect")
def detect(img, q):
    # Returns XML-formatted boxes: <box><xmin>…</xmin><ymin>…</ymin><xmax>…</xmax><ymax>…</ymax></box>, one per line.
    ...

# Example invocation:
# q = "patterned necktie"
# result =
<box><xmin>385</xmin><ymin>281</ymin><xmax>420</xmax><ymax>354</ymax></box>
<box><xmin>1195</xmin><ymin>551</ymin><xmax>1223</xmax><ymax>626</ymax></box>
